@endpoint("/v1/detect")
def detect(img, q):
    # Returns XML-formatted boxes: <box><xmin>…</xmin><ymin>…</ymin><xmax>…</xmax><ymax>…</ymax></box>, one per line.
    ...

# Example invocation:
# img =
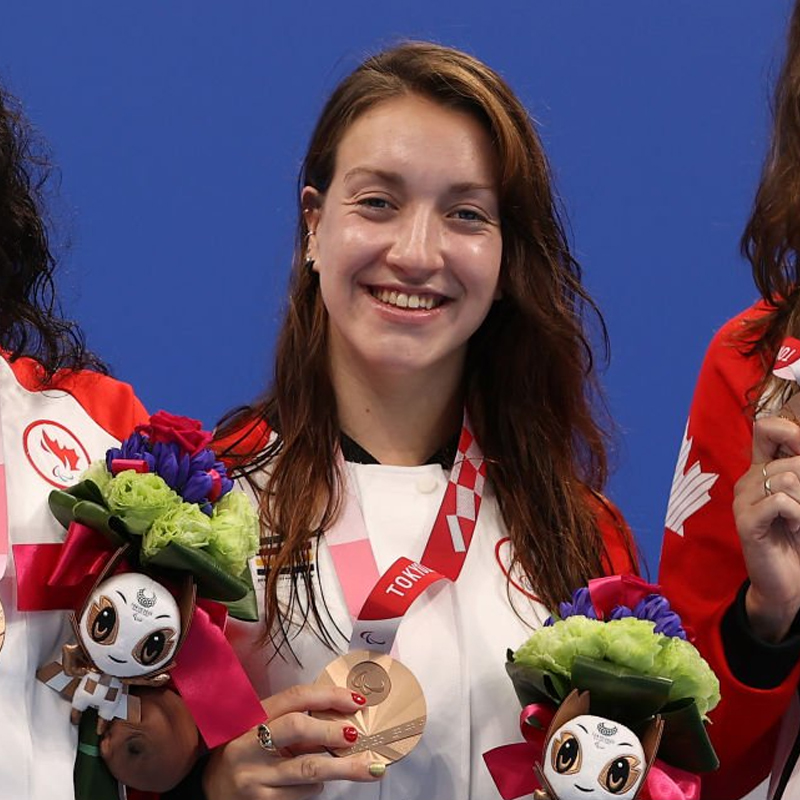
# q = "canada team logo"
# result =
<box><xmin>23</xmin><ymin>420</ymin><xmax>91</xmax><ymax>488</ymax></box>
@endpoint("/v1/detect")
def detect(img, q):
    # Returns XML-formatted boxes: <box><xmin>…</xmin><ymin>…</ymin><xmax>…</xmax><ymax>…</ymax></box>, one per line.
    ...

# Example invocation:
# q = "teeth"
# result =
<box><xmin>372</xmin><ymin>289</ymin><xmax>440</xmax><ymax>310</ymax></box>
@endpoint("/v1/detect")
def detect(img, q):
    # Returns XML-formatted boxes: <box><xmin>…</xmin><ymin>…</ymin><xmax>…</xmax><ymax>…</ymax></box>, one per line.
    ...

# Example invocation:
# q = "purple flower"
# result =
<box><xmin>184</xmin><ymin>471</ymin><xmax>213</xmax><ymax>504</ymax></box>
<box><xmin>630</xmin><ymin>594</ymin><xmax>687</xmax><ymax>639</ymax></box>
<box><xmin>556</xmin><ymin>587</ymin><xmax>598</xmax><ymax>621</ymax></box>
<box><xmin>105</xmin><ymin>433</ymin><xmax>235</xmax><ymax>514</ymax></box>
<box><xmin>609</xmin><ymin>605</ymin><xmax>635</xmax><ymax>620</ymax></box>
<box><xmin>106</xmin><ymin>432</ymin><xmax>155</xmax><ymax>473</ymax></box>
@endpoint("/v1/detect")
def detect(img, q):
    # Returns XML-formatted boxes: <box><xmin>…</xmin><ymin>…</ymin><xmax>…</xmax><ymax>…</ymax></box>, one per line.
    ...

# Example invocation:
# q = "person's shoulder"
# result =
<box><xmin>697</xmin><ymin>300</ymin><xmax>768</xmax><ymax>391</ymax></box>
<box><xmin>213</xmin><ymin>412</ymin><xmax>273</xmax><ymax>467</ymax></box>
<box><xmin>706</xmin><ymin>299</ymin><xmax>769</xmax><ymax>357</ymax></box>
<box><xmin>0</xmin><ymin>352</ymin><xmax>147</xmax><ymax>437</ymax></box>
<box><xmin>586</xmin><ymin>491</ymin><xmax>639</xmax><ymax>575</ymax></box>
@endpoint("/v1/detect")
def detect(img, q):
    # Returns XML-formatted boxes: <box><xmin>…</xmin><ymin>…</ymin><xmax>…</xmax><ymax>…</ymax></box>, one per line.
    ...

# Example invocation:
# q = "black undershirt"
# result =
<box><xmin>721</xmin><ymin>580</ymin><xmax>800</xmax><ymax>689</ymax></box>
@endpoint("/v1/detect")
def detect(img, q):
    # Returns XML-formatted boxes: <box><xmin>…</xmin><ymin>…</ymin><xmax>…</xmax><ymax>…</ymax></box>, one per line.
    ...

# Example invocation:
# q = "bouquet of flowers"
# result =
<box><xmin>48</xmin><ymin>410</ymin><xmax>260</xmax><ymax>614</ymax></box>
<box><xmin>16</xmin><ymin>411</ymin><xmax>265</xmax><ymax>800</ymax></box>
<box><xmin>484</xmin><ymin>575</ymin><xmax>719</xmax><ymax>800</ymax></box>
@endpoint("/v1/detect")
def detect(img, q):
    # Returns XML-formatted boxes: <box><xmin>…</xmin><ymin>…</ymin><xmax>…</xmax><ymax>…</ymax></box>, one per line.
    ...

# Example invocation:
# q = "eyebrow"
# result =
<box><xmin>577</xmin><ymin>724</ymin><xmax>588</xmax><ymax>733</ymax></box>
<box><xmin>155</xmin><ymin>613</ymin><xmax>173</xmax><ymax>620</ymax></box>
<box><xmin>116</xmin><ymin>591</ymin><xmax>127</xmax><ymax>603</ymax></box>
<box><xmin>343</xmin><ymin>167</ymin><xmax>495</xmax><ymax>196</ymax></box>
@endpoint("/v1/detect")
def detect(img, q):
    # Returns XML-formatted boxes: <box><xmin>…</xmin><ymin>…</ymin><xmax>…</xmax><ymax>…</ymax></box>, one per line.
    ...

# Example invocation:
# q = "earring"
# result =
<box><xmin>305</xmin><ymin>230</ymin><xmax>315</xmax><ymax>271</ymax></box>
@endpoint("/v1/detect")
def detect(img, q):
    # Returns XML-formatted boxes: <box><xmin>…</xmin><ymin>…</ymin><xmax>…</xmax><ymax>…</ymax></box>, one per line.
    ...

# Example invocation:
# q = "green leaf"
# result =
<box><xmin>68</xmin><ymin>479</ymin><xmax>106</xmax><ymax>506</ymax></box>
<box><xmin>145</xmin><ymin>542</ymin><xmax>250</xmax><ymax>602</ymax></box>
<box><xmin>657</xmin><ymin>698</ymin><xmax>720</xmax><ymax>773</ymax></box>
<box><xmin>48</xmin><ymin>490</ymin><xmax>129</xmax><ymax>548</ymax></box>
<box><xmin>49</xmin><ymin>490</ymin><xmax>79</xmax><ymax>530</ymax></box>
<box><xmin>224</xmin><ymin>585</ymin><xmax>259</xmax><ymax>621</ymax></box>
<box><xmin>505</xmin><ymin>659</ymin><xmax>568</xmax><ymax>708</ymax></box>
<box><xmin>71</xmin><ymin>501</ymin><xmax>128</xmax><ymax>547</ymax></box>
<box><xmin>571</xmin><ymin>655</ymin><xmax>673</xmax><ymax>725</ymax></box>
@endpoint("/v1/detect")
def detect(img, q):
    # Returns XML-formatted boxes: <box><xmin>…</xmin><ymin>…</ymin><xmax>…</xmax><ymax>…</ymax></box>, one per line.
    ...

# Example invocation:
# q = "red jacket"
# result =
<box><xmin>659</xmin><ymin>301</ymin><xmax>800</xmax><ymax>798</ymax></box>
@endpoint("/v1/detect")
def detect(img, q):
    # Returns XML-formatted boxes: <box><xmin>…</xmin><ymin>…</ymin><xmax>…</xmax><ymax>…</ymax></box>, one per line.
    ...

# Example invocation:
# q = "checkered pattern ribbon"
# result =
<box><xmin>327</xmin><ymin>413</ymin><xmax>487</xmax><ymax>653</ymax></box>
<box><xmin>421</xmin><ymin>423</ymin><xmax>486</xmax><ymax>578</ymax></box>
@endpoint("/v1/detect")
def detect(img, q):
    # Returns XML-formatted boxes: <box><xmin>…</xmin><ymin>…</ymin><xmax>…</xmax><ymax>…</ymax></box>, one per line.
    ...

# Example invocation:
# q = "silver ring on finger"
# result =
<box><xmin>762</xmin><ymin>463</ymin><xmax>773</xmax><ymax>497</ymax></box>
<box><xmin>257</xmin><ymin>722</ymin><xmax>280</xmax><ymax>755</ymax></box>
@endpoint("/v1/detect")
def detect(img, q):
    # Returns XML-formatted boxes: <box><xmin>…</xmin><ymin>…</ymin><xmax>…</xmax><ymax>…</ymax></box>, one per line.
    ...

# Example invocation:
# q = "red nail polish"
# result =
<box><xmin>343</xmin><ymin>726</ymin><xmax>359</xmax><ymax>743</ymax></box>
<box><xmin>352</xmin><ymin>692</ymin><xmax>367</xmax><ymax>705</ymax></box>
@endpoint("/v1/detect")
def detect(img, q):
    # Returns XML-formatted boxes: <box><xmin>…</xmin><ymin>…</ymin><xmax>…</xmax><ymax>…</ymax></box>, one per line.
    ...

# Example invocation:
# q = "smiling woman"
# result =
<box><xmin>183</xmin><ymin>41</ymin><xmax>640</xmax><ymax>800</ymax></box>
<box><xmin>304</xmin><ymin>94</ymin><xmax>503</xmax><ymax>463</ymax></box>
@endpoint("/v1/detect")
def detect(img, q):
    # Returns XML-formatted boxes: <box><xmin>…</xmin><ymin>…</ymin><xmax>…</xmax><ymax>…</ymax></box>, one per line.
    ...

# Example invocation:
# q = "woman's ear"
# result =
<box><xmin>301</xmin><ymin>186</ymin><xmax>323</xmax><ymax>270</ymax></box>
<box><xmin>301</xmin><ymin>186</ymin><xmax>323</xmax><ymax>235</ymax></box>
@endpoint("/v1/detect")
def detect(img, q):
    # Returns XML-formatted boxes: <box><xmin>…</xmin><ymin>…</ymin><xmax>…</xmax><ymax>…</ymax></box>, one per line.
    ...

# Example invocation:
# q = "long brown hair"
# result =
<box><xmin>219</xmin><ymin>42</ymin><xmax>633</xmax><ymax>649</ymax></box>
<box><xmin>742</xmin><ymin>1</ymin><xmax>800</xmax><ymax>405</ymax></box>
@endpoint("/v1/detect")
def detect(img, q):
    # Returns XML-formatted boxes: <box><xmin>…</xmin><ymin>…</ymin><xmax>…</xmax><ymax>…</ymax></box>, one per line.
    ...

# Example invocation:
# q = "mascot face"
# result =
<box><xmin>78</xmin><ymin>573</ymin><xmax>180</xmax><ymax>678</ymax></box>
<box><xmin>542</xmin><ymin>715</ymin><xmax>646</xmax><ymax>800</ymax></box>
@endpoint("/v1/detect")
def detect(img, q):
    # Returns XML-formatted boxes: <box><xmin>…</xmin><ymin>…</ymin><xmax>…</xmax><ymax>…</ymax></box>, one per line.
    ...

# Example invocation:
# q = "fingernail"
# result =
<box><xmin>352</xmin><ymin>692</ymin><xmax>367</xmax><ymax>705</ymax></box>
<box><xmin>369</xmin><ymin>763</ymin><xmax>386</xmax><ymax>778</ymax></box>
<box><xmin>343</xmin><ymin>726</ymin><xmax>358</xmax><ymax>743</ymax></box>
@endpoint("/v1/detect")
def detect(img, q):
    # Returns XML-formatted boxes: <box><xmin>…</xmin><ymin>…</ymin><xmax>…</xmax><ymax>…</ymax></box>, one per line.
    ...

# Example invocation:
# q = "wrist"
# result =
<box><xmin>745</xmin><ymin>585</ymin><xmax>800</xmax><ymax>643</ymax></box>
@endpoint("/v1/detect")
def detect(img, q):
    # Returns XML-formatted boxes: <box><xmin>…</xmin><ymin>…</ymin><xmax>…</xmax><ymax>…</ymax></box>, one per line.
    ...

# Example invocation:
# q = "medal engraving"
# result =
<box><xmin>347</xmin><ymin>660</ymin><xmax>392</xmax><ymax>706</ymax></box>
<box><xmin>313</xmin><ymin>649</ymin><xmax>426</xmax><ymax>766</ymax></box>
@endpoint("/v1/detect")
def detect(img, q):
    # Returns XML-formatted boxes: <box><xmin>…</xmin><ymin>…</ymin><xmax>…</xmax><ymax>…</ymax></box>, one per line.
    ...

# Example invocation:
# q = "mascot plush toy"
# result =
<box><xmin>484</xmin><ymin>575</ymin><xmax>719</xmax><ymax>800</ymax></box>
<box><xmin>533</xmin><ymin>690</ymin><xmax>662</xmax><ymax>800</ymax></box>
<box><xmin>14</xmin><ymin>411</ymin><xmax>265</xmax><ymax>799</ymax></box>
<box><xmin>38</xmin><ymin>570</ymin><xmax>185</xmax><ymax>731</ymax></box>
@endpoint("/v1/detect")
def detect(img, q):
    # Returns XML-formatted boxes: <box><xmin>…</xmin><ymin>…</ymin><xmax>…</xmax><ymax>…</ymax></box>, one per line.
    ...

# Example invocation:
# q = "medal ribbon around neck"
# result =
<box><xmin>327</xmin><ymin>413</ymin><xmax>487</xmax><ymax>653</ymax></box>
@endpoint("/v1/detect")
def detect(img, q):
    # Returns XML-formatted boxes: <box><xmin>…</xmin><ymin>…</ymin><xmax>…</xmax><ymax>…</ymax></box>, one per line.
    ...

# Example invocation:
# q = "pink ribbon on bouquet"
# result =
<box><xmin>13</xmin><ymin>522</ymin><xmax>264</xmax><ymax>747</ymax></box>
<box><xmin>483</xmin><ymin>703</ymin><xmax>556</xmax><ymax>799</ymax></box>
<box><xmin>586</xmin><ymin>573</ymin><xmax>662</xmax><ymax>618</ymax></box>
<box><xmin>484</xmin><ymin>698</ymin><xmax>701</xmax><ymax>800</ymax></box>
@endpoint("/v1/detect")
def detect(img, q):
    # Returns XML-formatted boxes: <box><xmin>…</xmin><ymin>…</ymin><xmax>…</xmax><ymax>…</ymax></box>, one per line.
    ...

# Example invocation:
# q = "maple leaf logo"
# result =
<box><xmin>665</xmin><ymin>421</ymin><xmax>719</xmax><ymax>537</ymax></box>
<box><xmin>41</xmin><ymin>430</ymin><xmax>80</xmax><ymax>471</ymax></box>
<box><xmin>23</xmin><ymin>420</ymin><xmax>90</xmax><ymax>488</ymax></box>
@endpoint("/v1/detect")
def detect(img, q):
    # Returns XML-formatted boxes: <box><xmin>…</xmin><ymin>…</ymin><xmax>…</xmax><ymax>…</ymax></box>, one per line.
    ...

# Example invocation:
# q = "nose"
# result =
<box><xmin>385</xmin><ymin>205</ymin><xmax>444</xmax><ymax>279</ymax></box>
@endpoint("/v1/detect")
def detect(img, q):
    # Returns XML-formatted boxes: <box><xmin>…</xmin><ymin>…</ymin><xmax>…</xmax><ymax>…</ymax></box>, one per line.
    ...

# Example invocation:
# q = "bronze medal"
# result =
<box><xmin>313</xmin><ymin>649</ymin><xmax>426</xmax><ymax>765</ymax></box>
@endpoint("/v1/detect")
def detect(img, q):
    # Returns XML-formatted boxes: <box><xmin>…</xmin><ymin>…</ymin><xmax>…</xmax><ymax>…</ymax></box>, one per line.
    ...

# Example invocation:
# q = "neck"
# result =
<box><xmin>332</xmin><ymin>358</ymin><xmax>464</xmax><ymax>467</ymax></box>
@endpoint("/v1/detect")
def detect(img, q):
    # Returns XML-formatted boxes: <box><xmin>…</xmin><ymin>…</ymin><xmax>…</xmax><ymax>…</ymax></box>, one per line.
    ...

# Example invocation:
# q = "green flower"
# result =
<box><xmin>142</xmin><ymin>502</ymin><xmax>212</xmax><ymax>559</ymax></box>
<box><xmin>104</xmin><ymin>471</ymin><xmax>181</xmax><ymax>536</ymax></box>
<box><xmin>207</xmin><ymin>490</ymin><xmax>260</xmax><ymax>576</ymax></box>
<box><xmin>651</xmin><ymin>636</ymin><xmax>721</xmax><ymax>718</ymax></box>
<box><xmin>80</xmin><ymin>459</ymin><xmax>112</xmax><ymax>494</ymax></box>
<box><xmin>604</xmin><ymin>617</ymin><xmax>662</xmax><ymax>673</ymax></box>
<box><xmin>514</xmin><ymin>616</ymin><xmax>607</xmax><ymax>677</ymax></box>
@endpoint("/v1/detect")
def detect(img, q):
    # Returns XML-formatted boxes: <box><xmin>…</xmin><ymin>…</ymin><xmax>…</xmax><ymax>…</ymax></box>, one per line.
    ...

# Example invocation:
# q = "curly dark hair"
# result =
<box><xmin>0</xmin><ymin>82</ymin><xmax>105</xmax><ymax>378</ymax></box>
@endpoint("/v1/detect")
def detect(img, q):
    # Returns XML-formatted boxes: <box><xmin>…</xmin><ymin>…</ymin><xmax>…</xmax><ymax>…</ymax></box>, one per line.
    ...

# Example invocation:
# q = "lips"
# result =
<box><xmin>369</xmin><ymin>287</ymin><xmax>445</xmax><ymax>310</ymax></box>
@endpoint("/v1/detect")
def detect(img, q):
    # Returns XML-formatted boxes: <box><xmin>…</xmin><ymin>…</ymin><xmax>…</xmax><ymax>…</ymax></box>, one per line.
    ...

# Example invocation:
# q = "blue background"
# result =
<box><xmin>1</xmin><ymin>1</ymin><xmax>791</xmax><ymax>572</ymax></box>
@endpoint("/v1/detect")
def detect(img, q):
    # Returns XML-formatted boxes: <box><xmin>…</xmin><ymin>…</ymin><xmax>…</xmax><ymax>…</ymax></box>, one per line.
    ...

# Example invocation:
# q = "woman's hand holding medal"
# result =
<box><xmin>202</xmin><ymin>683</ymin><xmax>386</xmax><ymax>799</ymax></box>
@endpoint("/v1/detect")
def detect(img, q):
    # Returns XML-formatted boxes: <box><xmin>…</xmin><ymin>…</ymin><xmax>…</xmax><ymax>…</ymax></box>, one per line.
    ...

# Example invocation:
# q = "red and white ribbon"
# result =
<box><xmin>327</xmin><ymin>414</ymin><xmax>487</xmax><ymax>653</ymax></box>
<box><xmin>773</xmin><ymin>337</ymin><xmax>800</xmax><ymax>383</ymax></box>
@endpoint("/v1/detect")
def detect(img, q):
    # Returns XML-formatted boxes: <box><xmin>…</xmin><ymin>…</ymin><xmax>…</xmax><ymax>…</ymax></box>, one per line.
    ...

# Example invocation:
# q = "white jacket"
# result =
<box><xmin>0</xmin><ymin>354</ymin><xmax>145</xmax><ymax>800</ymax></box>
